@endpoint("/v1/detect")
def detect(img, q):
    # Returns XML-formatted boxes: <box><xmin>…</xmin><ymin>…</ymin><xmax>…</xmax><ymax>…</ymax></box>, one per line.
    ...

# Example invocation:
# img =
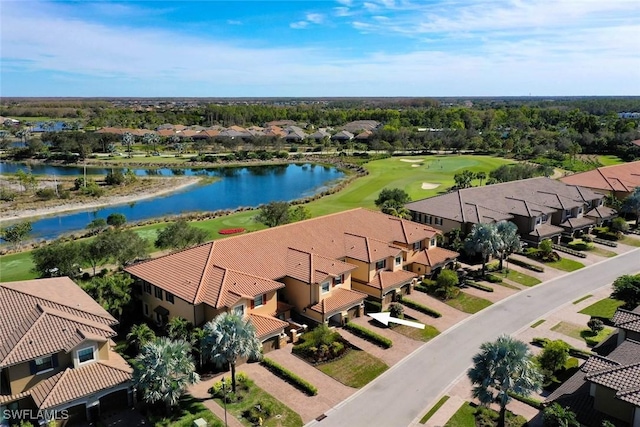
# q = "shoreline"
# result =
<box><xmin>0</xmin><ymin>177</ymin><xmax>201</xmax><ymax>223</ymax></box>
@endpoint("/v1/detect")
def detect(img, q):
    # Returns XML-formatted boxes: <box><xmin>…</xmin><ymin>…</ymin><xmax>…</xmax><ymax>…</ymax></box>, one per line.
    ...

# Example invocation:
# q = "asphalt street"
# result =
<box><xmin>309</xmin><ymin>248</ymin><xmax>640</xmax><ymax>427</ymax></box>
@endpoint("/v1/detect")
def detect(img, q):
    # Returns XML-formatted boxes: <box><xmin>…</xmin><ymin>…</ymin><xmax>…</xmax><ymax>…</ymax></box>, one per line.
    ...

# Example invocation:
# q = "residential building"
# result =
<box><xmin>405</xmin><ymin>177</ymin><xmax>614</xmax><ymax>244</ymax></box>
<box><xmin>0</xmin><ymin>278</ymin><xmax>133</xmax><ymax>425</ymax></box>
<box><xmin>560</xmin><ymin>161</ymin><xmax>640</xmax><ymax>200</ymax></box>
<box><xmin>331</xmin><ymin>130</ymin><xmax>354</xmax><ymax>142</ymax></box>
<box><xmin>125</xmin><ymin>209</ymin><xmax>457</xmax><ymax>351</ymax></box>
<box><xmin>546</xmin><ymin>306</ymin><xmax>640</xmax><ymax>426</ymax></box>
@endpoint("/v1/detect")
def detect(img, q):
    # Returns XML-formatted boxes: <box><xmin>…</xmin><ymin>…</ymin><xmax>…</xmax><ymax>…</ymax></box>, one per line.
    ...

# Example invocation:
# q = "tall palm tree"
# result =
<box><xmin>202</xmin><ymin>312</ymin><xmax>262</xmax><ymax>393</ymax></box>
<box><xmin>133</xmin><ymin>337</ymin><xmax>200</xmax><ymax>414</ymax></box>
<box><xmin>464</xmin><ymin>223</ymin><xmax>503</xmax><ymax>275</ymax></box>
<box><xmin>127</xmin><ymin>323</ymin><xmax>156</xmax><ymax>352</ymax></box>
<box><xmin>468</xmin><ymin>335</ymin><xmax>542</xmax><ymax>427</ymax></box>
<box><xmin>496</xmin><ymin>221</ymin><xmax>522</xmax><ymax>270</ymax></box>
<box><xmin>122</xmin><ymin>132</ymin><xmax>134</xmax><ymax>157</ymax></box>
<box><xmin>476</xmin><ymin>171</ymin><xmax>487</xmax><ymax>186</ymax></box>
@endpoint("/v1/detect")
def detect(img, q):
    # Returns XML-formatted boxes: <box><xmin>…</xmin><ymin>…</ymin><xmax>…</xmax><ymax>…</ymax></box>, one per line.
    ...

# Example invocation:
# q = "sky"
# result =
<box><xmin>1</xmin><ymin>0</ymin><xmax>639</xmax><ymax>97</ymax></box>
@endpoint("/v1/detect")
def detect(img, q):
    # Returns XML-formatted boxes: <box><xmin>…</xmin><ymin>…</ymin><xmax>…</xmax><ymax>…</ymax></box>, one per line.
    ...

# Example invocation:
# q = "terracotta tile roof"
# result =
<box><xmin>580</xmin><ymin>355</ymin><xmax>620</xmax><ymax>373</ymax></box>
<box><xmin>126</xmin><ymin>208</ymin><xmax>440</xmax><ymax>306</ymax></box>
<box><xmin>30</xmin><ymin>361</ymin><xmax>132</xmax><ymax>409</ymax></box>
<box><xmin>309</xmin><ymin>288</ymin><xmax>366</xmax><ymax>316</ymax></box>
<box><xmin>286</xmin><ymin>248</ymin><xmax>356</xmax><ymax>284</ymax></box>
<box><xmin>412</xmin><ymin>247</ymin><xmax>459</xmax><ymax>268</ymax></box>
<box><xmin>367</xmin><ymin>269</ymin><xmax>417</xmax><ymax>291</ymax></box>
<box><xmin>407</xmin><ymin>177</ymin><xmax>605</xmax><ymax>223</ymax></box>
<box><xmin>560</xmin><ymin>161</ymin><xmax>640</xmax><ymax>193</ymax></box>
<box><xmin>157</xmin><ymin>129</ymin><xmax>175</xmax><ymax>137</ymax></box>
<box><xmin>613</xmin><ymin>308</ymin><xmax>640</xmax><ymax>333</ymax></box>
<box><xmin>248</xmin><ymin>313</ymin><xmax>288</xmax><ymax>339</ymax></box>
<box><xmin>528</xmin><ymin>223</ymin><xmax>565</xmax><ymax>238</ymax></box>
<box><xmin>344</xmin><ymin>233</ymin><xmax>402</xmax><ymax>263</ymax></box>
<box><xmin>587</xmin><ymin>363</ymin><xmax>640</xmax><ymax>405</ymax></box>
<box><xmin>0</xmin><ymin>278</ymin><xmax>117</xmax><ymax>368</ymax></box>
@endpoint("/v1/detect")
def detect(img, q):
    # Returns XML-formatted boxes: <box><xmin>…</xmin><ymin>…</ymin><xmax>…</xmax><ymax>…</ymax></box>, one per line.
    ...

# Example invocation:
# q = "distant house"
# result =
<box><xmin>307</xmin><ymin>129</ymin><xmax>331</xmax><ymax>142</ymax></box>
<box><xmin>341</xmin><ymin>120</ymin><xmax>380</xmax><ymax>133</ymax></box>
<box><xmin>283</xmin><ymin>126</ymin><xmax>307</xmax><ymax>143</ymax></box>
<box><xmin>545</xmin><ymin>306</ymin><xmax>640</xmax><ymax>426</ymax></box>
<box><xmin>560</xmin><ymin>161</ymin><xmax>640</xmax><ymax>200</ymax></box>
<box><xmin>406</xmin><ymin>177</ymin><xmax>614</xmax><ymax>244</ymax></box>
<box><xmin>331</xmin><ymin>130</ymin><xmax>354</xmax><ymax>142</ymax></box>
<box><xmin>0</xmin><ymin>278</ymin><xmax>133</xmax><ymax>425</ymax></box>
<box><xmin>355</xmin><ymin>130</ymin><xmax>373</xmax><ymax>141</ymax></box>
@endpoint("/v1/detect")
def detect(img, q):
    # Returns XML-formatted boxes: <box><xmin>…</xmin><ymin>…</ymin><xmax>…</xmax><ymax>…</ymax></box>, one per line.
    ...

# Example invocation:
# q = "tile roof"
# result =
<box><xmin>587</xmin><ymin>363</ymin><xmax>640</xmax><ymax>405</ymax></box>
<box><xmin>406</xmin><ymin>177</ymin><xmax>605</xmax><ymax>223</ymax></box>
<box><xmin>585</xmin><ymin>206</ymin><xmax>617</xmax><ymax>219</ymax></box>
<box><xmin>126</xmin><ymin>208</ymin><xmax>440</xmax><ymax>306</ymax></box>
<box><xmin>560</xmin><ymin>161</ymin><xmax>640</xmax><ymax>193</ymax></box>
<box><xmin>560</xmin><ymin>216</ymin><xmax>595</xmax><ymax>229</ymax></box>
<box><xmin>0</xmin><ymin>278</ymin><xmax>117</xmax><ymax>368</ymax></box>
<box><xmin>30</xmin><ymin>360</ymin><xmax>132</xmax><ymax>408</ymax></box>
<box><xmin>613</xmin><ymin>308</ymin><xmax>640</xmax><ymax>333</ymax></box>
<box><xmin>528</xmin><ymin>223</ymin><xmax>565</xmax><ymax>238</ymax></box>
<box><xmin>366</xmin><ymin>269</ymin><xmax>418</xmax><ymax>291</ymax></box>
<box><xmin>309</xmin><ymin>288</ymin><xmax>366</xmax><ymax>316</ymax></box>
<box><xmin>344</xmin><ymin>233</ymin><xmax>402</xmax><ymax>263</ymax></box>
<box><xmin>248</xmin><ymin>313</ymin><xmax>289</xmax><ymax>339</ymax></box>
<box><xmin>286</xmin><ymin>248</ymin><xmax>356</xmax><ymax>284</ymax></box>
<box><xmin>412</xmin><ymin>247</ymin><xmax>459</xmax><ymax>267</ymax></box>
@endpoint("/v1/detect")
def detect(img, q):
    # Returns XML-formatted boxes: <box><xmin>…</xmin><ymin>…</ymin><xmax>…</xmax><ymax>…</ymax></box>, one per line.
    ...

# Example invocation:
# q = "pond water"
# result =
<box><xmin>0</xmin><ymin>162</ymin><xmax>344</xmax><ymax>240</ymax></box>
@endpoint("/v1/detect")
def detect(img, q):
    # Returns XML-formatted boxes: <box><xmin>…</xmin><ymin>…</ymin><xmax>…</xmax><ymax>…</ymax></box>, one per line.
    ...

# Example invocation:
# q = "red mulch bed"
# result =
<box><xmin>218</xmin><ymin>228</ymin><xmax>246</xmax><ymax>235</ymax></box>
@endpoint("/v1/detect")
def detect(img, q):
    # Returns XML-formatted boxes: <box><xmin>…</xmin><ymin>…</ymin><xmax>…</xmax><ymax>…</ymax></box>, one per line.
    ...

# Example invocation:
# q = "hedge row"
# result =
<box><xmin>531</xmin><ymin>337</ymin><xmax>594</xmax><ymax>359</ymax></box>
<box><xmin>508</xmin><ymin>257</ymin><xmax>545</xmax><ymax>273</ymax></box>
<box><xmin>507</xmin><ymin>391</ymin><xmax>543</xmax><ymax>410</ymax></box>
<box><xmin>401</xmin><ymin>298</ymin><xmax>442</xmax><ymax>318</ymax></box>
<box><xmin>344</xmin><ymin>322</ymin><xmax>393</xmax><ymax>349</ymax></box>
<box><xmin>467</xmin><ymin>281</ymin><xmax>494</xmax><ymax>292</ymax></box>
<box><xmin>414</xmin><ymin>284</ymin><xmax>430</xmax><ymax>294</ymax></box>
<box><xmin>261</xmin><ymin>358</ymin><xmax>318</xmax><ymax>396</ymax></box>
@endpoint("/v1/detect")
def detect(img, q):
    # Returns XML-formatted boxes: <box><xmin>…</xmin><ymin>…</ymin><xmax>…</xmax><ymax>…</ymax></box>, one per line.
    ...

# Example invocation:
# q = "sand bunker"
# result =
<box><xmin>400</xmin><ymin>159</ymin><xmax>423</xmax><ymax>163</ymax></box>
<box><xmin>411</xmin><ymin>164</ymin><xmax>421</xmax><ymax>167</ymax></box>
<box><xmin>421</xmin><ymin>182</ymin><xmax>440</xmax><ymax>190</ymax></box>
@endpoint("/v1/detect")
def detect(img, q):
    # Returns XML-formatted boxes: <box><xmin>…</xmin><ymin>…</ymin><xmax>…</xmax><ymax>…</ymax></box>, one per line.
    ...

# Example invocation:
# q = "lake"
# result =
<box><xmin>0</xmin><ymin>162</ymin><xmax>344</xmax><ymax>240</ymax></box>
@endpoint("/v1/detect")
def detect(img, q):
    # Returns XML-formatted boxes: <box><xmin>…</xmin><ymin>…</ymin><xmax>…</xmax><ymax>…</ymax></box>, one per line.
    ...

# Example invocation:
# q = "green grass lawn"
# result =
<box><xmin>579</xmin><ymin>298</ymin><xmax>625</xmax><ymax>319</ymax></box>
<box><xmin>551</xmin><ymin>321</ymin><xmax>614</xmax><ymax>347</ymax></box>
<box><xmin>317</xmin><ymin>348</ymin><xmax>388</xmax><ymax>388</ymax></box>
<box><xmin>444</xmin><ymin>402</ymin><xmax>476</xmax><ymax>427</ymax></box>
<box><xmin>420</xmin><ymin>395</ymin><xmax>450</xmax><ymax>424</ymax></box>
<box><xmin>573</xmin><ymin>295</ymin><xmax>593</xmax><ymax>305</ymax></box>
<box><xmin>530</xmin><ymin>319</ymin><xmax>545</xmax><ymax>328</ymax></box>
<box><xmin>445</xmin><ymin>291</ymin><xmax>492</xmax><ymax>314</ymax></box>
<box><xmin>0</xmin><ymin>250</ymin><xmax>38</xmax><ymax>282</ymax></box>
<box><xmin>587</xmin><ymin>246</ymin><xmax>617</xmax><ymax>258</ymax></box>
<box><xmin>391</xmin><ymin>322</ymin><xmax>440</xmax><ymax>342</ymax></box>
<box><xmin>501</xmin><ymin>269</ymin><xmax>541</xmax><ymax>287</ymax></box>
<box><xmin>214</xmin><ymin>378</ymin><xmax>303</xmax><ymax>427</ymax></box>
<box><xmin>620</xmin><ymin>235</ymin><xmax>640</xmax><ymax>247</ymax></box>
<box><xmin>597</xmin><ymin>155</ymin><xmax>625</xmax><ymax>166</ymax></box>
<box><xmin>306</xmin><ymin>155</ymin><xmax>514</xmax><ymax>216</ymax></box>
<box><xmin>546</xmin><ymin>257</ymin><xmax>585</xmax><ymax>272</ymax></box>
<box><xmin>147</xmin><ymin>395</ymin><xmax>223</xmax><ymax>427</ymax></box>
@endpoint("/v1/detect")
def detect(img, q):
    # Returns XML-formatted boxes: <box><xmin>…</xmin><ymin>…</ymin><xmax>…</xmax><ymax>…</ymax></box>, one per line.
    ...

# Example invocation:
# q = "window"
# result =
<box><xmin>434</xmin><ymin>217</ymin><xmax>443</xmax><ymax>226</ymax></box>
<box><xmin>413</xmin><ymin>241</ymin><xmax>423</xmax><ymax>251</ymax></box>
<box><xmin>154</xmin><ymin>286</ymin><xmax>163</xmax><ymax>300</ymax></box>
<box><xmin>334</xmin><ymin>274</ymin><xmax>343</xmax><ymax>285</ymax></box>
<box><xmin>35</xmin><ymin>356</ymin><xmax>53</xmax><ymax>373</ymax></box>
<box><xmin>77</xmin><ymin>347</ymin><xmax>95</xmax><ymax>364</ymax></box>
<box><xmin>143</xmin><ymin>282</ymin><xmax>151</xmax><ymax>294</ymax></box>
<box><xmin>565</xmin><ymin>209</ymin><xmax>571</xmax><ymax>218</ymax></box>
<box><xmin>143</xmin><ymin>302</ymin><xmax>149</xmax><ymax>317</ymax></box>
<box><xmin>395</xmin><ymin>256</ymin><xmax>402</xmax><ymax>266</ymax></box>
<box><xmin>578</xmin><ymin>207</ymin><xmax>583</xmax><ymax>215</ymax></box>
<box><xmin>321</xmin><ymin>281</ymin><xmax>331</xmax><ymax>293</ymax></box>
<box><xmin>430</xmin><ymin>238</ymin><xmax>436</xmax><ymax>247</ymax></box>
<box><xmin>536</xmin><ymin>216</ymin><xmax>542</xmax><ymax>226</ymax></box>
<box><xmin>253</xmin><ymin>294</ymin><xmax>265</xmax><ymax>308</ymax></box>
<box><xmin>234</xmin><ymin>305</ymin><xmax>245</xmax><ymax>317</ymax></box>
<box><xmin>542</xmin><ymin>214</ymin><xmax>548</xmax><ymax>222</ymax></box>
<box><xmin>375</xmin><ymin>260</ymin><xmax>386</xmax><ymax>270</ymax></box>
<box><xmin>426</xmin><ymin>216</ymin><xmax>433</xmax><ymax>224</ymax></box>
<box><xmin>165</xmin><ymin>292</ymin><xmax>175</xmax><ymax>304</ymax></box>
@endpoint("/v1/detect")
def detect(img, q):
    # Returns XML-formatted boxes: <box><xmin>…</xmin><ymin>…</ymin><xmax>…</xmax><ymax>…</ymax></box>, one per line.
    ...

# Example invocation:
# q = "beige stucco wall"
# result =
<box><xmin>345</xmin><ymin>258</ymin><xmax>373</xmax><ymax>283</ymax></box>
<box><xmin>204</xmin><ymin>304</ymin><xmax>226</xmax><ymax>322</ymax></box>
<box><xmin>249</xmin><ymin>291</ymin><xmax>278</xmax><ymax>316</ymax></box>
<box><xmin>594</xmin><ymin>385</ymin><xmax>633</xmax><ymax>423</ymax></box>
<box><xmin>141</xmin><ymin>289</ymin><xmax>197</xmax><ymax>324</ymax></box>
<box><xmin>351</xmin><ymin>281</ymin><xmax>381</xmax><ymax>299</ymax></box>
<box><xmin>280</xmin><ymin>277</ymin><xmax>313</xmax><ymax>311</ymax></box>
<box><xmin>8</xmin><ymin>351</ymin><xmax>72</xmax><ymax>394</ymax></box>
<box><xmin>409</xmin><ymin>262</ymin><xmax>432</xmax><ymax>276</ymax></box>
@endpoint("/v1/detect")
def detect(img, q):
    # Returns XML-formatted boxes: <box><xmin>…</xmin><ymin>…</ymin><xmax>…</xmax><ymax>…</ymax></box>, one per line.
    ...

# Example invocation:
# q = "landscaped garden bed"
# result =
<box><xmin>444</xmin><ymin>402</ymin><xmax>526</xmax><ymax>427</ymax></box>
<box><xmin>550</xmin><ymin>321</ymin><xmax>613</xmax><ymax>347</ymax></box>
<box><xmin>210</xmin><ymin>374</ymin><xmax>303</xmax><ymax>427</ymax></box>
<box><xmin>218</xmin><ymin>227</ymin><xmax>246</xmax><ymax>235</ymax></box>
<box><xmin>145</xmin><ymin>395</ymin><xmax>224</xmax><ymax>427</ymax></box>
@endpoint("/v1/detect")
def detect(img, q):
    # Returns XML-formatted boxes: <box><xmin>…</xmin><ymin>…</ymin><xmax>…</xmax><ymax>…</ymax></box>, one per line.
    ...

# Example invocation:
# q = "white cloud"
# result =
<box><xmin>336</xmin><ymin>0</ymin><xmax>353</xmax><ymax>6</ymax></box>
<box><xmin>306</xmin><ymin>13</ymin><xmax>325</xmax><ymax>24</ymax></box>
<box><xmin>290</xmin><ymin>21</ymin><xmax>309</xmax><ymax>29</ymax></box>
<box><xmin>334</xmin><ymin>7</ymin><xmax>352</xmax><ymax>17</ymax></box>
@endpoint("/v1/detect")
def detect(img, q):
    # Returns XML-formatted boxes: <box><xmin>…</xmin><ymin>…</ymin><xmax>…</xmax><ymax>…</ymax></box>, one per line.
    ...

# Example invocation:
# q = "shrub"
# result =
<box><xmin>401</xmin><ymin>298</ymin><xmax>442</xmax><ymax>318</ymax></box>
<box><xmin>80</xmin><ymin>183</ymin><xmax>104</xmax><ymax>197</ymax></box>
<box><xmin>588</xmin><ymin>318</ymin><xmax>605</xmax><ymax>334</ymax></box>
<box><xmin>0</xmin><ymin>188</ymin><xmax>17</xmax><ymax>201</ymax></box>
<box><xmin>467</xmin><ymin>282</ymin><xmax>494</xmax><ymax>292</ymax></box>
<box><xmin>105</xmin><ymin>170</ymin><xmax>126</xmax><ymax>185</ymax></box>
<box><xmin>567</xmin><ymin>240</ymin><xmax>591</xmax><ymax>251</ymax></box>
<box><xmin>507</xmin><ymin>391</ymin><xmax>543</xmax><ymax>410</ymax></box>
<box><xmin>36</xmin><ymin>188</ymin><xmax>57</xmax><ymax>200</ymax></box>
<box><xmin>344</xmin><ymin>322</ymin><xmax>393</xmax><ymax>348</ymax></box>
<box><xmin>484</xmin><ymin>273</ymin><xmax>503</xmax><ymax>283</ymax></box>
<box><xmin>611</xmin><ymin>217</ymin><xmax>629</xmax><ymax>233</ymax></box>
<box><xmin>261</xmin><ymin>358</ymin><xmax>318</xmax><ymax>395</ymax></box>
<box><xmin>389</xmin><ymin>302</ymin><xmax>404</xmax><ymax>319</ymax></box>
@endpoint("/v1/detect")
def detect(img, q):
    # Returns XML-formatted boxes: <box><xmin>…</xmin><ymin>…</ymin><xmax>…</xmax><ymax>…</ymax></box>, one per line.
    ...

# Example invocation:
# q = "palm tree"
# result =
<box><xmin>622</xmin><ymin>187</ymin><xmax>640</xmax><ymax>228</ymax></box>
<box><xmin>166</xmin><ymin>316</ymin><xmax>191</xmax><ymax>341</ymax></box>
<box><xmin>476</xmin><ymin>171</ymin><xmax>487</xmax><ymax>186</ymax></box>
<box><xmin>464</xmin><ymin>223</ymin><xmax>503</xmax><ymax>276</ymax></box>
<box><xmin>468</xmin><ymin>335</ymin><xmax>542</xmax><ymax>427</ymax></box>
<box><xmin>191</xmin><ymin>327</ymin><xmax>206</xmax><ymax>369</ymax></box>
<box><xmin>496</xmin><ymin>221</ymin><xmax>522</xmax><ymax>270</ymax></box>
<box><xmin>202</xmin><ymin>312</ymin><xmax>262</xmax><ymax>393</ymax></box>
<box><xmin>133</xmin><ymin>337</ymin><xmax>200</xmax><ymax>414</ymax></box>
<box><xmin>127</xmin><ymin>323</ymin><xmax>156</xmax><ymax>352</ymax></box>
<box><xmin>122</xmin><ymin>132</ymin><xmax>134</xmax><ymax>157</ymax></box>
<box><xmin>381</xmin><ymin>200</ymin><xmax>412</xmax><ymax>219</ymax></box>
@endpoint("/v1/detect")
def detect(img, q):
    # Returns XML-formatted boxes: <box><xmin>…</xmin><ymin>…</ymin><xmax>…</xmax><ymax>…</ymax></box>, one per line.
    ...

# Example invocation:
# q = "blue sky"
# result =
<box><xmin>1</xmin><ymin>0</ymin><xmax>639</xmax><ymax>97</ymax></box>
